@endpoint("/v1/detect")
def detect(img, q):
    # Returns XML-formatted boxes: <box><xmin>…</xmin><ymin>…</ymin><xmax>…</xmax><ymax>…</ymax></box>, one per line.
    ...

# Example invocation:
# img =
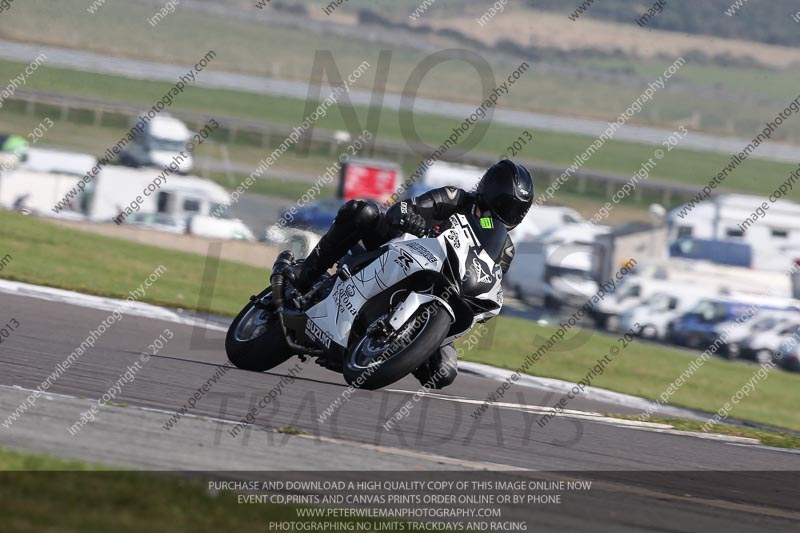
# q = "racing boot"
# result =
<box><xmin>412</xmin><ymin>343</ymin><xmax>458</xmax><ymax>389</ymax></box>
<box><xmin>290</xmin><ymin>230</ymin><xmax>353</xmax><ymax>292</ymax></box>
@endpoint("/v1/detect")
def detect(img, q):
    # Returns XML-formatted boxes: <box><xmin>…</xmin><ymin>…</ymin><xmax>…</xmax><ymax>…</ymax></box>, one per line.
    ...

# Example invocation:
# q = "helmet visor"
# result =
<box><xmin>492</xmin><ymin>195</ymin><xmax>530</xmax><ymax>227</ymax></box>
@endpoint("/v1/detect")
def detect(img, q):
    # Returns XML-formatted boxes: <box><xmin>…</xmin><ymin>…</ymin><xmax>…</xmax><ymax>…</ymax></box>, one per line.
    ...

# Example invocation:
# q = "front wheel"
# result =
<box><xmin>343</xmin><ymin>303</ymin><xmax>451</xmax><ymax>390</ymax></box>
<box><xmin>226</xmin><ymin>288</ymin><xmax>294</xmax><ymax>372</ymax></box>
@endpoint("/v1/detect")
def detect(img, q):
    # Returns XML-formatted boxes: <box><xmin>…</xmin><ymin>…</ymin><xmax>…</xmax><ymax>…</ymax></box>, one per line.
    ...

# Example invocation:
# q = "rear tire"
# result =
<box><xmin>343</xmin><ymin>303</ymin><xmax>451</xmax><ymax>391</ymax></box>
<box><xmin>225</xmin><ymin>289</ymin><xmax>294</xmax><ymax>372</ymax></box>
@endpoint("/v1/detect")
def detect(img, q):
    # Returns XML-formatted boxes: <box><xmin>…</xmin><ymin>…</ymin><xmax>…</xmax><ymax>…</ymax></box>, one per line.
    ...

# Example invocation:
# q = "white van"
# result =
<box><xmin>594</xmin><ymin>278</ymin><xmax>675</xmax><ymax>331</ymax></box>
<box><xmin>119</xmin><ymin>115</ymin><xmax>193</xmax><ymax>174</ymax></box>
<box><xmin>506</xmin><ymin>224</ymin><xmax>611</xmax><ymax>308</ymax></box>
<box><xmin>619</xmin><ymin>289</ymin><xmax>710</xmax><ymax>340</ymax></box>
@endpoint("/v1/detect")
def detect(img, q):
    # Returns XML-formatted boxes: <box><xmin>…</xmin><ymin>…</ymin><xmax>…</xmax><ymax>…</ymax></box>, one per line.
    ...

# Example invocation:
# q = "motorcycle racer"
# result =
<box><xmin>290</xmin><ymin>159</ymin><xmax>534</xmax><ymax>388</ymax></box>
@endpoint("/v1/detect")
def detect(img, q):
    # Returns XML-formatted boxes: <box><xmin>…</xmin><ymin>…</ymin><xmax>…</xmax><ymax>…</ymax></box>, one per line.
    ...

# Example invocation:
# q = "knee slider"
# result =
<box><xmin>345</xmin><ymin>200</ymin><xmax>380</xmax><ymax>229</ymax></box>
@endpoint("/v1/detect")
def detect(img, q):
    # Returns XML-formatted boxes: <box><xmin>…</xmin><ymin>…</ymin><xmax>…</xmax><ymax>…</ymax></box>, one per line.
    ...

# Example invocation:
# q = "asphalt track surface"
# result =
<box><xmin>1</xmin><ymin>289</ymin><xmax>799</xmax><ymax>531</ymax></box>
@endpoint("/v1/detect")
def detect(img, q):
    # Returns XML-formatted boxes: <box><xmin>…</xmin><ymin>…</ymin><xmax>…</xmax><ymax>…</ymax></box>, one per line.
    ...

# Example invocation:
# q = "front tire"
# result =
<box><xmin>343</xmin><ymin>303</ymin><xmax>451</xmax><ymax>390</ymax></box>
<box><xmin>226</xmin><ymin>289</ymin><xmax>294</xmax><ymax>372</ymax></box>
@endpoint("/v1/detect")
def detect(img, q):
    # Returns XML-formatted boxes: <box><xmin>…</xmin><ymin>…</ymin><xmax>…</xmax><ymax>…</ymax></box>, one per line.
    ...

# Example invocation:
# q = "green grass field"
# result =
<box><xmin>462</xmin><ymin>320</ymin><xmax>800</xmax><ymax>431</ymax></box>
<box><xmin>0</xmin><ymin>448</ymin><xmax>379</xmax><ymax>532</ymax></box>
<box><xmin>1</xmin><ymin>210</ymin><xmax>798</xmax><ymax>431</ymax></box>
<box><xmin>0</xmin><ymin>210</ymin><xmax>267</xmax><ymax>314</ymax></box>
<box><xmin>3</xmin><ymin>0</ymin><xmax>800</xmax><ymax>141</ymax></box>
<box><xmin>2</xmin><ymin>58</ymin><xmax>798</xmax><ymax>205</ymax></box>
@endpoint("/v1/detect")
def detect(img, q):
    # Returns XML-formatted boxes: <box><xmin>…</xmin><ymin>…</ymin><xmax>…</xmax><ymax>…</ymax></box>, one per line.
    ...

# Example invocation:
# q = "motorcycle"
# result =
<box><xmin>225</xmin><ymin>211</ymin><xmax>506</xmax><ymax>390</ymax></box>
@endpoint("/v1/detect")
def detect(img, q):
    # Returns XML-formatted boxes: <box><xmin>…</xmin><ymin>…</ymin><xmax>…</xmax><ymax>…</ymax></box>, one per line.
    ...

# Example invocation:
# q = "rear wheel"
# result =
<box><xmin>225</xmin><ymin>289</ymin><xmax>294</xmax><ymax>372</ymax></box>
<box><xmin>343</xmin><ymin>302</ymin><xmax>451</xmax><ymax>390</ymax></box>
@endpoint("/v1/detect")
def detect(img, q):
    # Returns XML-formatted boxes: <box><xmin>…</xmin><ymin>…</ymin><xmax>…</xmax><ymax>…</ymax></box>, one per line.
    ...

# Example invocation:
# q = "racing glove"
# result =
<box><xmin>388</xmin><ymin>204</ymin><xmax>427</xmax><ymax>237</ymax></box>
<box><xmin>399</xmin><ymin>212</ymin><xmax>427</xmax><ymax>237</ymax></box>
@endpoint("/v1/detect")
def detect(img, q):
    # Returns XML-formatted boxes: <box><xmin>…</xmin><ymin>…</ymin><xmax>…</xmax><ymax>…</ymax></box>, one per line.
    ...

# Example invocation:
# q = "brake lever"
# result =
<box><xmin>424</xmin><ymin>225</ymin><xmax>442</xmax><ymax>238</ymax></box>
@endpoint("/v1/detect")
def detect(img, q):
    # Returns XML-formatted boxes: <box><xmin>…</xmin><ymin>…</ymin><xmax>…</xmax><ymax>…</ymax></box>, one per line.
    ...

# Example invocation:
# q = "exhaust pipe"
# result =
<box><xmin>270</xmin><ymin>250</ymin><xmax>294</xmax><ymax>312</ymax></box>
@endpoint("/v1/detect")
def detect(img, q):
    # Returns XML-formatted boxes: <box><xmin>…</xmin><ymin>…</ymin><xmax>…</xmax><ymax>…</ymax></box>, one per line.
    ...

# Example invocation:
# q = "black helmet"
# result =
<box><xmin>475</xmin><ymin>160</ymin><xmax>534</xmax><ymax>229</ymax></box>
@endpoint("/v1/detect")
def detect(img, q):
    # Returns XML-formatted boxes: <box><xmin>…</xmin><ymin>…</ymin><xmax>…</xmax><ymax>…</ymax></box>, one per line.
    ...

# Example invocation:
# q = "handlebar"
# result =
<box><xmin>422</xmin><ymin>225</ymin><xmax>442</xmax><ymax>238</ymax></box>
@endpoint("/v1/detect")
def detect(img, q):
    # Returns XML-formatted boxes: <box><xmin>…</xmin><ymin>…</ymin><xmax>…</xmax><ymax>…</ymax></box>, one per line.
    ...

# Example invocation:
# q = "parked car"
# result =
<box><xmin>593</xmin><ymin>278</ymin><xmax>678</xmax><ymax>331</ymax></box>
<box><xmin>740</xmin><ymin>321</ymin><xmax>800</xmax><ymax>364</ymax></box>
<box><xmin>667</xmin><ymin>298</ymin><xmax>757</xmax><ymax>349</ymax></box>
<box><xmin>715</xmin><ymin>311</ymin><xmax>798</xmax><ymax>359</ymax></box>
<box><xmin>189</xmin><ymin>214</ymin><xmax>254</xmax><ymax>241</ymax></box>
<box><xmin>775</xmin><ymin>335</ymin><xmax>800</xmax><ymax>371</ymax></box>
<box><xmin>125</xmin><ymin>212</ymin><xmax>187</xmax><ymax>234</ymax></box>
<box><xmin>619</xmin><ymin>290</ymin><xmax>708</xmax><ymax>341</ymax></box>
<box><xmin>280</xmin><ymin>198</ymin><xmax>340</xmax><ymax>233</ymax></box>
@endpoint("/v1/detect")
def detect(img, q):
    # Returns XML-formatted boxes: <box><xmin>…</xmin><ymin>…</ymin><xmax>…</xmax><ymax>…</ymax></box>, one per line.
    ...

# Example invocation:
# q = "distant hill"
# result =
<box><xmin>529</xmin><ymin>0</ymin><xmax>800</xmax><ymax>48</ymax></box>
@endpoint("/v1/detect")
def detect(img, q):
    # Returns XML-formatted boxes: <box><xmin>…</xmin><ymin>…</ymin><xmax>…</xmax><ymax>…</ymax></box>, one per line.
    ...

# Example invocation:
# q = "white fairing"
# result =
<box><xmin>444</xmin><ymin>213</ymin><xmax>504</xmax><ymax>323</ymax></box>
<box><xmin>388</xmin><ymin>292</ymin><xmax>455</xmax><ymax>331</ymax></box>
<box><xmin>305</xmin><ymin>214</ymin><xmax>504</xmax><ymax>348</ymax></box>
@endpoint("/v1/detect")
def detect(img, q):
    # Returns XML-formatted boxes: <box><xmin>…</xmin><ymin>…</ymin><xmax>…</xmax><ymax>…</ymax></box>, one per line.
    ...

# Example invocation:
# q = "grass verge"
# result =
<box><xmin>1</xmin><ymin>210</ymin><xmax>799</xmax><ymax>431</ymax></box>
<box><xmin>605</xmin><ymin>416</ymin><xmax>800</xmax><ymax>449</ymax></box>
<box><xmin>0</xmin><ymin>210</ymin><xmax>265</xmax><ymax>316</ymax></box>
<box><xmin>460</xmin><ymin>320</ymin><xmax>800</xmax><ymax>432</ymax></box>
<box><xmin>0</xmin><ymin>447</ymin><xmax>376</xmax><ymax>533</ymax></box>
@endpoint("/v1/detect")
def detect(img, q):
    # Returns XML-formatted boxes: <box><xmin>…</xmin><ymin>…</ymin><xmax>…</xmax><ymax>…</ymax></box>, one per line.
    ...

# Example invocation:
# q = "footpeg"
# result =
<box><xmin>337</xmin><ymin>264</ymin><xmax>352</xmax><ymax>281</ymax></box>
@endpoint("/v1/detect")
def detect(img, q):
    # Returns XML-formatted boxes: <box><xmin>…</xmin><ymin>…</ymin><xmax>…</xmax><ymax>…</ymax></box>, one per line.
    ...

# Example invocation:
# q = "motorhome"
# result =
<box><xmin>88</xmin><ymin>167</ymin><xmax>253</xmax><ymax>240</ymax></box>
<box><xmin>0</xmin><ymin>148</ymin><xmax>97</xmax><ymax>215</ymax></box>
<box><xmin>21</xmin><ymin>147</ymin><xmax>96</xmax><ymax>177</ymax></box>
<box><xmin>0</xmin><ymin>165</ymin><xmax>253</xmax><ymax>240</ymax></box>
<box><xmin>632</xmin><ymin>258</ymin><xmax>793</xmax><ymax>299</ymax></box>
<box><xmin>0</xmin><ymin>169</ymin><xmax>87</xmax><ymax>216</ymax></box>
<box><xmin>667</xmin><ymin>193</ymin><xmax>800</xmax><ymax>271</ymax></box>
<box><xmin>597</xmin><ymin>257</ymin><xmax>794</xmax><ymax>331</ymax></box>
